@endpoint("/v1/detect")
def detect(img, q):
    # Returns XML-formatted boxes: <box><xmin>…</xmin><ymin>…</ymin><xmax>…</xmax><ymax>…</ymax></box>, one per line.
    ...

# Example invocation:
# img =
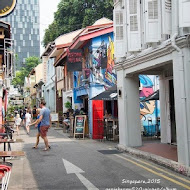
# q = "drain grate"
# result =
<box><xmin>98</xmin><ymin>149</ymin><xmax>122</xmax><ymax>155</ymax></box>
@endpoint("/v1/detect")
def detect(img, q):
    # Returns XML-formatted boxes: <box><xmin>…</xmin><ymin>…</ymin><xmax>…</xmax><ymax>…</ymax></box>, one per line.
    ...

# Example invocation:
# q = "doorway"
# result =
<box><xmin>169</xmin><ymin>79</ymin><xmax>176</xmax><ymax>143</ymax></box>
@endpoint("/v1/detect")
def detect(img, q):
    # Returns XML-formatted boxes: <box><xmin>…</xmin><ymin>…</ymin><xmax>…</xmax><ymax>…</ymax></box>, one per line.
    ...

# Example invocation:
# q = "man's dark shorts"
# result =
<box><xmin>40</xmin><ymin>125</ymin><xmax>49</xmax><ymax>138</ymax></box>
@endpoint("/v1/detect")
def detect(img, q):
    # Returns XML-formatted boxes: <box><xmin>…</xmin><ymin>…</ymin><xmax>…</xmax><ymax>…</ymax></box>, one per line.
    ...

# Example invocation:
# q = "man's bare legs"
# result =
<box><xmin>42</xmin><ymin>136</ymin><xmax>49</xmax><ymax>150</ymax></box>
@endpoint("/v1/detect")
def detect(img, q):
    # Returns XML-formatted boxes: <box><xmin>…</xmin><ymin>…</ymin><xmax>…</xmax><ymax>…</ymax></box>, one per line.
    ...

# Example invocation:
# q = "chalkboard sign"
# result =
<box><xmin>74</xmin><ymin>115</ymin><xmax>86</xmax><ymax>139</ymax></box>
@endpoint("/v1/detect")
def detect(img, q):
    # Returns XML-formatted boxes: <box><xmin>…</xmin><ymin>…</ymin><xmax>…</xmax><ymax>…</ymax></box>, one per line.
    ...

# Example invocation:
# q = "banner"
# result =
<box><xmin>67</xmin><ymin>49</ymin><xmax>82</xmax><ymax>71</ymax></box>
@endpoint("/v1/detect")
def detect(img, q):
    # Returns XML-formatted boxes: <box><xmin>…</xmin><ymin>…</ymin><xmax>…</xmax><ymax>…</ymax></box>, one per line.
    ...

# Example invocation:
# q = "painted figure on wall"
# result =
<box><xmin>74</xmin><ymin>33</ymin><xmax>116</xmax><ymax>90</ymax></box>
<box><xmin>139</xmin><ymin>75</ymin><xmax>160</xmax><ymax>136</ymax></box>
<box><xmin>93</xmin><ymin>40</ymin><xmax>107</xmax><ymax>69</ymax></box>
<box><xmin>91</xmin><ymin>33</ymin><xmax>116</xmax><ymax>86</ymax></box>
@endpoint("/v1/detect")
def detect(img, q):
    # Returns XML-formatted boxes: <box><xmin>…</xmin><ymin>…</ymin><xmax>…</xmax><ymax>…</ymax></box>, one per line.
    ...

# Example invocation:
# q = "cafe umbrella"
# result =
<box><xmin>90</xmin><ymin>85</ymin><xmax>117</xmax><ymax>101</ymax></box>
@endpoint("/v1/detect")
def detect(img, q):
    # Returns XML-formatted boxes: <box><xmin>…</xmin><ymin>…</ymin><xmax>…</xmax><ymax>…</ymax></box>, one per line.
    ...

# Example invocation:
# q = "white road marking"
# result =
<box><xmin>62</xmin><ymin>158</ymin><xmax>99</xmax><ymax>190</ymax></box>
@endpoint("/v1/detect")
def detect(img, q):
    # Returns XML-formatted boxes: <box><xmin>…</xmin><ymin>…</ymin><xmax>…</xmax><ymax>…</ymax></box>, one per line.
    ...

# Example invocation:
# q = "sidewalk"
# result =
<box><xmin>117</xmin><ymin>141</ymin><xmax>190</xmax><ymax>177</ymax></box>
<box><xmin>137</xmin><ymin>140</ymin><xmax>177</xmax><ymax>162</ymax></box>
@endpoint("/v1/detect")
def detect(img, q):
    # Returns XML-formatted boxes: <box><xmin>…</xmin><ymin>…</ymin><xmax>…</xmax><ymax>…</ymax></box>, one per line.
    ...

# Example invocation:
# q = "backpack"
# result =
<box><xmin>33</xmin><ymin>109</ymin><xmax>36</xmax><ymax>115</ymax></box>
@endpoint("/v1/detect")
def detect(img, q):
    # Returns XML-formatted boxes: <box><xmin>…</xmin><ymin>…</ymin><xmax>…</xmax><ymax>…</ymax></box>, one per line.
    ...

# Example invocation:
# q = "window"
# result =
<box><xmin>148</xmin><ymin>0</ymin><xmax>158</xmax><ymax>19</ymax></box>
<box><xmin>129</xmin><ymin>0</ymin><xmax>138</xmax><ymax>31</ymax></box>
<box><xmin>56</xmin><ymin>66</ymin><xmax>63</xmax><ymax>81</ymax></box>
<box><xmin>115</xmin><ymin>12</ymin><xmax>124</xmax><ymax>40</ymax></box>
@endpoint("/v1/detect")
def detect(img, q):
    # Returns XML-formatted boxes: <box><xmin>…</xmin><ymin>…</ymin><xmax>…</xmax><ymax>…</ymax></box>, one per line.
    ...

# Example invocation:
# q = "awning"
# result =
<box><xmin>90</xmin><ymin>85</ymin><xmax>117</xmax><ymax>100</ymax></box>
<box><xmin>141</xmin><ymin>90</ymin><xmax>159</xmax><ymax>101</ymax></box>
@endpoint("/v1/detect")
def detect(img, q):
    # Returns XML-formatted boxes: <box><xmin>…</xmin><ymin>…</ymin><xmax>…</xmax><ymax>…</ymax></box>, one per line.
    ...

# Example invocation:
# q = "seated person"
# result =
<box><xmin>104</xmin><ymin>110</ymin><xmax>109</xmax><ymax>118</ymax></box>
<box><xmin>79</xmin><ymin>108</ymin><xmax>86</xmax><ymax>115</ymax></box>
<box><xmin>63</xmin><ymin>113</ymin><xmax>70</xmax><ymax>131</ymax></box>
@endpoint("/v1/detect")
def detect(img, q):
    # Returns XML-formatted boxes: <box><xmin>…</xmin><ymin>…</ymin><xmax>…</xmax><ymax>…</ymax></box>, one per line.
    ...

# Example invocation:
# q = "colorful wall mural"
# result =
<box><xmin>91</xmin><ymin>33</ymin><xmax>116</xmax><ymax>86</ymax></box>
<box><xmin>74</xmin><ymin>32</ymin><xmax>116</xmax><ymax>90</ymax></box>
<box><xmin>139</xmin><ymin>75</ymin><xmax>160</xmax><ymax>136</ymax></box>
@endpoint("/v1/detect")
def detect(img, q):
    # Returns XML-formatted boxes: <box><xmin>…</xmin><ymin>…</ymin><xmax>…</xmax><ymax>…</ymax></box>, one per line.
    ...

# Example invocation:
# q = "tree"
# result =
<box><xmin>12</xmin><ymin>56</ymin><xmax>41</xmax><ymax>86</ymax></box>
<box><xmin>43</xmin><ymin>0</ymin><xmax>113</xmax><ymax>47</ymax></box>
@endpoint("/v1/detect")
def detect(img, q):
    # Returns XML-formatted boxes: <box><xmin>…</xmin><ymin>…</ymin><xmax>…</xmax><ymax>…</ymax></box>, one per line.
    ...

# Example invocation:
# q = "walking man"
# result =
<box><xmin>36</xmin><ymin>100</ymin><xmax>51</xmax><ymax>151</ymax></box>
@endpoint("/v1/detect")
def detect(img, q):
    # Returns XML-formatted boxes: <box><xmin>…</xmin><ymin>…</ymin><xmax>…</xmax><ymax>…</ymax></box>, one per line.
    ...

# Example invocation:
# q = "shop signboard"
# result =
<box><xmin>50</xmin><ymin>113</ymin><xmax>59</xmax><ymax>128</ymax></box>
<box><xmin>74</xmin><ymin>115</ymin><xmax>86</xmax><ymax>139</ymax></box>
<box><xmin>51</xmin><ymin>113</ymin><xmax>58</xmax><ymax>122</ymax></box>
<box><xmin>0</xmin><ymin>0</ymin><xmax>17</xmax><ymax>17</ymax></box>
<box><xmin>67</xmin><ymin>49</ymin><xmax>82</xmax><ymax>71</ymax></box>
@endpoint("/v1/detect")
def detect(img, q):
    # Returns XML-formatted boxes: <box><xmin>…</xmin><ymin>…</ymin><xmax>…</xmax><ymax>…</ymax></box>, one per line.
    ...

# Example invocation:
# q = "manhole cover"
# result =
<box><xmin>98</xmin><ymin>149</ymin><xmax>122</xmax><ymax>154</ymax></box>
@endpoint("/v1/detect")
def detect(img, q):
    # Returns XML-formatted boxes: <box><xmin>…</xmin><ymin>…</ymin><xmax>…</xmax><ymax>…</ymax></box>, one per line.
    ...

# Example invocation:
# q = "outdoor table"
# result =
<box><xmin>0</xmin><ymin>151</ymin><xmax>25</xmax><ymax>162</ymax></box>
<box><xmin>0</xmin><ymin>139</ymin><xmax>24</xmax><ymax>151</ymax></box>
<box><xmin>104</xmin><ymin>118</ymin><xmax>119</xmax><ymax>141</ymax></box>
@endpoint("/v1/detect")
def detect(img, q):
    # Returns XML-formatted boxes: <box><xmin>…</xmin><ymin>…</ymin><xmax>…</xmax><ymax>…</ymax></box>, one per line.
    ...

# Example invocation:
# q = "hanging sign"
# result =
<box><xmin>0</xmin><ymin>0</ymin><xmax>17</xmax><ymax>17</ymax></box>
<box><xmin>74</xmin><ymin>115</ymin><xmax>86</xmax><ymax>139</ymax></box>
<box><xmin>67</xmin><ymin>49</ymin><xmax>82</xmax><ymax>71</ymax></box>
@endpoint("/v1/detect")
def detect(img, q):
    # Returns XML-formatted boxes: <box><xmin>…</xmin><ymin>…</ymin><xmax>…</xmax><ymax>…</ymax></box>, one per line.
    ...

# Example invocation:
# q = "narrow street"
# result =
<box><xmin>8</xmin><ymin>126</ymin><xmax>190</xmax><ymax>190</ymax></box>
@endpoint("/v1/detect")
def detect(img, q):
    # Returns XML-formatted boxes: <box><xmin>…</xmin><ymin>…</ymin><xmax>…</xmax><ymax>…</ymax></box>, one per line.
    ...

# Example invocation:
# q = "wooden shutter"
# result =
<box><xmin>114</xmin><ymin>9</ymin><xmax>126</xmax><ymax>58</ymax></box>
<box><xmin>161</xmin><ymin>0</ymin><xmax>172</xmax><ymax>35</ymax></box>
<box><xmin>144</xmin><ymin>0</ymin><xmax>161</xmax><ymax>43</ymax></box>
<box><xmin>114</xmin><ymin>0</ymin><xmax>127</xmax><ymax>59</ymax></box>
<box><xmin>179</xmin><ymin>0</ymin><xmax>190</xmax><ymax>27</ymax></box>
<box><xmin>127</xmin><ymin>0</ymin><xmax>141</xmax><ymax>52</ymax></box>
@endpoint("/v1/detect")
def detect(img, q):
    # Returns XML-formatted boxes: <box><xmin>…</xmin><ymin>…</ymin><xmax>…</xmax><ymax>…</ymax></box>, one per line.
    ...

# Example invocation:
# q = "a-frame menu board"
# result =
<box><xmin>74</xmin><ymin>115</ymin><xmax>86</xmax><ymax>139</ymax></box>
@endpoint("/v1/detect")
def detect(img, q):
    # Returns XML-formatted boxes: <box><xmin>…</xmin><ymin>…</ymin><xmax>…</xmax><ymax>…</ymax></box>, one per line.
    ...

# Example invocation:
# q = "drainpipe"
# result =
<box><xmin>171</xmin><ymin>31</ymin><xmax>189</xmax><ymax>166</ymax></box>
<box><xmin>171</xmin><ymin>33</ymin><xmax>180</xmax><ymax>52</ymax></box>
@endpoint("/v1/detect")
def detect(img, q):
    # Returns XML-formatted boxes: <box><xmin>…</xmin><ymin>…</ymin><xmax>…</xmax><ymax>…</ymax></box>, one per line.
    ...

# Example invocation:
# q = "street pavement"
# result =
<box><xmin>6</xmin><ymin>126</ymin><xmax>190</xmax><ymax>190</ymax></box>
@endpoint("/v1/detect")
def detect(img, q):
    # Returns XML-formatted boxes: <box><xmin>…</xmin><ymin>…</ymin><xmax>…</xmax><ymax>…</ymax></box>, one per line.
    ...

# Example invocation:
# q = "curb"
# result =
<box><xmin>117</xmin><ymin>144</ymin><xmax>190</xmax><ymax>177</ymax></box>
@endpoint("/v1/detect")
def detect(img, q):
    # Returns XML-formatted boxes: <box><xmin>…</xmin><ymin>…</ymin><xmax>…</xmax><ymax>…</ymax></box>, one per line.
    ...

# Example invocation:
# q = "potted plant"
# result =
<box><xmin>64</xmin><ymin>101</ymin><xmax>72</xmax><ymax>110</ymax></box>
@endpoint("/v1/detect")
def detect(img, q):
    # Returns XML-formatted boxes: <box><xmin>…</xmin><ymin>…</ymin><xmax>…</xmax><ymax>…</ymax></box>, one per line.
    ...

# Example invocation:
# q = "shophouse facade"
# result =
<box><xmin>53</xmin><ymin>29</ymin><xmax>83</xmax><ymax>113</ymax></box>
<box><xmin>23</xmin><ymin>77</ymin><xmax>30</xmax><ymax>105</ymax></box>
<box><xmin>114</xmin><ymin>0</ymin><xmax>190</xmax><ymax>166</ymax></box>
<box><xmin>0</xmin><ymin>21</ymin><xmax>14</xmax><ymax>129</ymax></box>
<box><xmin>33</xmin><ymin>63</ymin><xmax>44</xmax><ymax>107</ymax></box>
<box><xmin>41</xmin><ymin>44</ymin><xmax>56</xmax><ymax>112</ymax></box>
<box><xmin>27</xmin><ymin>69</ymin><xmax>36</xmax><ymax>107</ymax></box>
<box><xmin>69</xmin><ymin>18</ymin><xmax>116</xmax><ymax>138</ymax></box>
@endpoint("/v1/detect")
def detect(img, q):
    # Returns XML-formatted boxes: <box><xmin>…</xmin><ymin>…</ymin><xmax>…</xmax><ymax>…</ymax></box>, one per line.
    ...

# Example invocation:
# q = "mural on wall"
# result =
<box><xmin>139</xmin><ymin>75</ymin><xmax>160</xmax><ymax>136</ymax></box>
<box><xmin>91</xmin><ymin>34</ymin><xmax>116</xmax><ymax>86</ymax></box>
<box><xmin>74</xmin><ymin>33</ymin><xmax>116</xmax><ymax>89</ymax></box>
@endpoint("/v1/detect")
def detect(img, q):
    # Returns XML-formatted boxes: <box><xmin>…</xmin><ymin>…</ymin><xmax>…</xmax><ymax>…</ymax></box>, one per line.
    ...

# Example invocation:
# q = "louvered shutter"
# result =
<box><xmin>144</xmin><ymin>0</ymin><xmax>161</xmax><ymax>43</ymax></box>
<box><xmin>179</xmin><ymin>0</ymin><xmax>190</xmax><ymax>27</ymax></box>
<box><xmin>127</xmin><ymin>0</ymin><xmax>141</xmax><ymax>52</ymax></box>
<box><xmin>161</xmin><ymin>0</ymin><xmax>172</xmax><ymax>35</ymax></box>
<box><xmin>114</xmin><ymin>9</ymin><xmax>126</xmax><ymax>58</ymax></box>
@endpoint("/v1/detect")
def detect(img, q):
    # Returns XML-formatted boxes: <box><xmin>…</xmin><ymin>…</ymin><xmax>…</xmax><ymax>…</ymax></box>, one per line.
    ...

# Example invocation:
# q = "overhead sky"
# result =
<box><xmin>39</xmin><ymin>0</ymin><xmax>60</xmax><ymax>54</ymax></box>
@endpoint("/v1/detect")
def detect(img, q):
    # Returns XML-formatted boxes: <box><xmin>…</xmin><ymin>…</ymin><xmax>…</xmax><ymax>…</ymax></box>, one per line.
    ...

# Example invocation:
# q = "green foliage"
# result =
<box><xmin>43</xmin><ymin>0</ymin><xmax>113</xmax><ymax>47</ymax></box>
<box><xmin>64</xmin><ymin>101</ymin><xmax>72</xmax><ymax>109</ymax></box>
<box><xmin>12</xmin><ymin>56</ymin><xmax>41</xmax><ymax>86</ymax></box>
<box><xmin>6</xmin><ymin>104</ymin><xmax>15</xmax><ymax>121</ymax></box>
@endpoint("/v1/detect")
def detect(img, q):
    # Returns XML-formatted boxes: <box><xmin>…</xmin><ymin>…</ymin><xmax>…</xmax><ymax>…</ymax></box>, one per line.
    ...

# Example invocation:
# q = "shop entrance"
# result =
<box><xmin>169</xmin><ymin>79</ymin><xmax>176</xmax><ymax>144</ymax></box>
<box><xmin>84</xmin><ymin>97</ymin><xmax>88</xmax><ymax>114</ymax></box>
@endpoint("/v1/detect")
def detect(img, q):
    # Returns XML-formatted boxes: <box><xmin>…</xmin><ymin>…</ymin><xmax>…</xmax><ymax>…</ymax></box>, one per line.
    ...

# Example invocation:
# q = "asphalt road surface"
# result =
<box><xmin>7</xmin><ymin>126</ymin><xmax>190</xmax><ymax>190</ymax></box>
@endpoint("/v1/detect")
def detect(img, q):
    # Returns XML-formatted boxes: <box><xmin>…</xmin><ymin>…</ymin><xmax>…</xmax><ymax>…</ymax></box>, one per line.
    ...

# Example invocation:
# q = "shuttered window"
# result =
<box><xmin>127</xmin><ymin>0</ymin><xmax>141</xmax><ymax>51</ymax></box>
<box><xmin>129</xmin><ymin>0</ymin><xmax>137</xmax><ymax>14</ymax></box>
<box><xmin>130</xmin><ymin>15</ymin><xmax>138</xmax><ymax>31</ymax></box>
<box><xmin>129</xmin><ymin>0</ymin><xmax>138</xmax><ymax>31</ymax></box>
<box><xmin>179</xmin><ymin>0</ymin><xmax>190</xmax><ymax>27</ymax></box>
<box><xmin>148</xmin><ymin>0</ymin><xmax>158</xmax><ymax>19</ymax></box>
<box><xmin>115</xmin><ymin>12</ymin><xmax>124</xmax><ymax>40</ymax></box>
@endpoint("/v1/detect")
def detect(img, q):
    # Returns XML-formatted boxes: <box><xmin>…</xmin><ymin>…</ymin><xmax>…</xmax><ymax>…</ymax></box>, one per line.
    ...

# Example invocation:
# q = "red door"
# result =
<box><xmin>92</xmin><ymin>100</ymin><xmax>104</xmax><ymax>139</ymax></box>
